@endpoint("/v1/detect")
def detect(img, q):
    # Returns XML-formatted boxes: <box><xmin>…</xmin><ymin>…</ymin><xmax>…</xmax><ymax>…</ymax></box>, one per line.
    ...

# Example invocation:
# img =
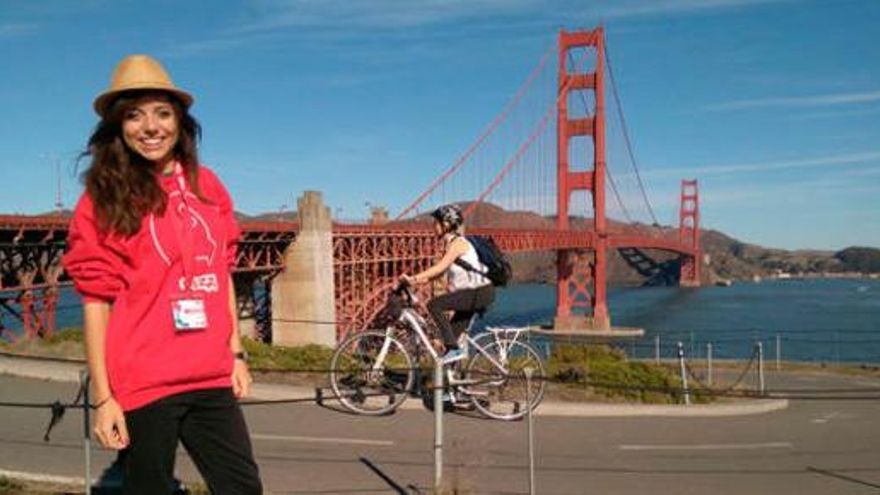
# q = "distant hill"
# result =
<box><xmin>387</xmin><ymin>201</ymin><xmax>879</xmax><ymax>285</ymax></box>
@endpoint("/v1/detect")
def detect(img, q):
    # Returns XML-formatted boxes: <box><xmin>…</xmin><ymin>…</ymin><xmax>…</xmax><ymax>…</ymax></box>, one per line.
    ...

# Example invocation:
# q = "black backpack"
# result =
<box><xmin>454</xmin><ymin>235</ymin><xmax>512</xmax><ymax>287</ymax></box>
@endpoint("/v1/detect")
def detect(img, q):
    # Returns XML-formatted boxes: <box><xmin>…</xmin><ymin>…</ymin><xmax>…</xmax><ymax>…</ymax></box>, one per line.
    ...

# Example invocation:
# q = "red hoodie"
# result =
<box><xmin>63</xmin><ymin>165</ymin><xmax>240</xmax><ymax>411</ymax></box>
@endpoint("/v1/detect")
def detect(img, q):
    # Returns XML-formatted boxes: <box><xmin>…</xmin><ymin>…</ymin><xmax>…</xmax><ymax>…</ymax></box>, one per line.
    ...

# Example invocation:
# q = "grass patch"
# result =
<box><xmin>2</xmin><ymin>328</ymin><xmax>85</xmax><ymax>360</ymax></box>
<box><xmin>547</xmin><ymin>344</ymin><xmax>709</xmax><ymax>404</ymax></box>
<box><xmin>0</xmin><ymin>476</ymin><xmax>25</xmax><ymax>493</ymax></box>
<box><xmin>243</xmin><ymin>338</ymin><xmax>333</xmax><ymax>372</ymax></box>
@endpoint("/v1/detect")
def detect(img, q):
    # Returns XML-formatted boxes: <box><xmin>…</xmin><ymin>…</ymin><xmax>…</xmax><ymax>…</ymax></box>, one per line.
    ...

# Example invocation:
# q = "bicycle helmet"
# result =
<box><xmin>431</xmin><ymin>204</ymin><xmax>464</xmax><ymax>231</ymax></box>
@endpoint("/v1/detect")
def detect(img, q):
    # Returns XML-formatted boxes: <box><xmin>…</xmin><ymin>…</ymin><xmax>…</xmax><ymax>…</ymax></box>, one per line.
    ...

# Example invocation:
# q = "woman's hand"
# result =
<box><xmin>232</xmin><ymin>359</ymin><xmax>253</xmax><ymax>399</ymax></box>
<box><xmin>93</xmin><ymin>397</ymin><xmax>129</xmax><ymax>450</ymax></box>
<box><xmin>399</xmin><ymin>274</ymin><xmax>415</xmax><ymax>286</ymax></box>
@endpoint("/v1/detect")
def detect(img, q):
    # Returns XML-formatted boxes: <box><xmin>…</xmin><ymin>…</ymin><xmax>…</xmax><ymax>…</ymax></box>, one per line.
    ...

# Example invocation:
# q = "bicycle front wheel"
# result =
<box><xmin>465</xmin><ymin>338</ymin><xmax>546</xmax><ymax>420</ymax></box>
<box><xmin>330</xmin><ymin>329</ymin><xmax>414</xmax><ymax>415</ymax></box>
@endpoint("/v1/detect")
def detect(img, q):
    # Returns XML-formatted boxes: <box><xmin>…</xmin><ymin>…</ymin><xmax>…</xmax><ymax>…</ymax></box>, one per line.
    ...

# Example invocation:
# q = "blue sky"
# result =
<box><xmin>0</xmin><ymin>0</ymin><xmax>877</xmax><ymax>250</ymax></box>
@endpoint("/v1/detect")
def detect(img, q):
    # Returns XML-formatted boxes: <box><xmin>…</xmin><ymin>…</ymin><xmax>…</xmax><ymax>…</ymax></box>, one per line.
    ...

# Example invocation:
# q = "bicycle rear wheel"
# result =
<box><xmin>330</xmin><ymin>329</ymin><xmax>414</xmax><ymax>415</ymax></box>
<box><xmin>465</xmin><ymin>338</ymin><xmax>546</xmax><ymax>420</ymax></box>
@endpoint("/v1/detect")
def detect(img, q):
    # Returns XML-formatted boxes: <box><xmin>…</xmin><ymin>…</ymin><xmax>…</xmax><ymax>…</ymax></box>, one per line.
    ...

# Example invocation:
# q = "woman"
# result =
<box><xmin>62</xmin><ymin>55</ymin><xmax>262</xmax><ymax>494</ymax></box>
<box><xmin>401</xmin><ymin>204</ymin><xmax>495</xmax><ymax>363</ymax></box>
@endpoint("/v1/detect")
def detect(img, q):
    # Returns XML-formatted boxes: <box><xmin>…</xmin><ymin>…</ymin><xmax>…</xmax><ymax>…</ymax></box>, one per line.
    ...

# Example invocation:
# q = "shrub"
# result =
<box><xmin>548</xmin><ymin>343</ymin><xmax>704</xmax><ymax>404</ymax></box>
<box><xmin>243</xmin><ymin>339</ymin><xmax>334</xmax><ymax>372</ymax></box>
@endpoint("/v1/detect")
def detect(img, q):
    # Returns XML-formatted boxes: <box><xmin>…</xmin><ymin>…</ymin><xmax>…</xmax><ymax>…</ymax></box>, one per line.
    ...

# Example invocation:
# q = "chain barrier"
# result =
<box><xmin>4</xmin><ymin>359</ymin><xmax>879</xmax><ymax>412</ymax></box>
<box><xmin>684</xmin><ymin>345</ymin><xmax>760</xmax><ymax>395</ymax></box>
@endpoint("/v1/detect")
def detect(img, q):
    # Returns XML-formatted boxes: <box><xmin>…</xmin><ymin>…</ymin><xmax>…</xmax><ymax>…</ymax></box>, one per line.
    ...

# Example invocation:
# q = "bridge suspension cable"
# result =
<box><xmin>395</xmin><ymin>40</ymin><xmax>556</xmax><ymax>220</ymax></box>
<box><xmin>604</xmin><ymin>40</ymin><xmax>661</xmax><ymax>227</ymax></box>
<box><xmin>567</xmin><ymin>51</ymin><xmax>634</xmax><ymax>225</ymax></box>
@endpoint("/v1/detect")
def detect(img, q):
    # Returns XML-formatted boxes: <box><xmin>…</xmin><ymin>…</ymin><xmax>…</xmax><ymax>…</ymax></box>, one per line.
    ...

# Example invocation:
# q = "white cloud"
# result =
<box><xmin>161</xmin><ymin>0</ymin><xmax>795</xmax><ymax>59</ymax></box>
<box><xmin>598</xmin><ymin>0</ymin><xmax>795</xmax><ymax>19</ymax></box>
<box><xmin>646</xmin><ymin>150</ymin><xmax>880</xmax><ymax>178</ymax></box>
<box><xmin>235</xmin><ymin>0</ymin><xmax>540</xmax><ymax>33</ymax></box>
<box><xmin>219</xmin><ymin>0</ymin><xmax>797</xmax><ymax>40</ymax></box>
<box><xmin>782</xmin><ymin>105</ymin><xmax>880</xmax><ymax>121</ymax></box>
<box><xmin>0</xmin><ymin>22</ymin><xmax>38</xmax><ymax>38</ymax></box>
<box><xmin>706</xmin><ymin>90</ymin><xmax>880</xmax><ymax>111</ymax></box>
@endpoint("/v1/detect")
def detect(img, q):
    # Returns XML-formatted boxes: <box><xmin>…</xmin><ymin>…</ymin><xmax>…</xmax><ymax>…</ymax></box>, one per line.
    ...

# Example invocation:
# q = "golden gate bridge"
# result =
<box><xmin>0</xmin><ymin>27</ymin><xmax>700</xmax><ymax>342</ymax></box>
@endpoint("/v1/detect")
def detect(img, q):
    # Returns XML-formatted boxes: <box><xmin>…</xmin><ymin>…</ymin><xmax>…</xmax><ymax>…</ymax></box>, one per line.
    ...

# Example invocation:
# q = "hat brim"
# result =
<box><xmin>93</xmin><ymin>84</ymin><xmax>193</xmax><ymax>117</ymax></box>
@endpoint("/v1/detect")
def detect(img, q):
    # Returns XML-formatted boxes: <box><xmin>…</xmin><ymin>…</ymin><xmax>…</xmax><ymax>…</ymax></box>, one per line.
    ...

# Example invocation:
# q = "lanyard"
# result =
<box><xmin>170</xmin><ymin>163</ymin><xmax>197</xmax><ymax>290</ymax></box>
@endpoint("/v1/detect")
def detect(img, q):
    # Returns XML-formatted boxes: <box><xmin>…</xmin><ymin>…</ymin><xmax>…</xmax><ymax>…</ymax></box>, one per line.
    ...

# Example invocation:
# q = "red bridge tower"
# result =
<box><xmin>679</xmin><ymin>179</ymin><xmax>701</xmax><ymax>287</ymax></box>
<box><xmin>555</xmin><ymin>27</ymin><xmax>610</xmax><ymax>330</ymax></box>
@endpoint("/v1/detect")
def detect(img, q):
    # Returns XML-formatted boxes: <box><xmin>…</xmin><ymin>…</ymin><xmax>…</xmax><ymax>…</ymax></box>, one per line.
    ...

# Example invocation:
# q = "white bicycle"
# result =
<box><xmin>329</xmin><ymin>283</ymin><xmax>546</xmax><ymax>420</ymax></box>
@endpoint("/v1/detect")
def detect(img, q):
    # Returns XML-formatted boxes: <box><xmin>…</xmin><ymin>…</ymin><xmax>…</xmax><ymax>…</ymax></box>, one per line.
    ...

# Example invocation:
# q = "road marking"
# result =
<box><xmin>812</xmin><ymin>411</ymin><xmax>840</xmax><ymax>424</ymax></box>
<box><xmin>619</xmin><ymin>442</ymin><xmax>792</xmax><ymax>451</ymax></box>
<box><xmin>251</xmin><ymin>433</ymin><xmax>394</xmax><ymax>446</ymax></box>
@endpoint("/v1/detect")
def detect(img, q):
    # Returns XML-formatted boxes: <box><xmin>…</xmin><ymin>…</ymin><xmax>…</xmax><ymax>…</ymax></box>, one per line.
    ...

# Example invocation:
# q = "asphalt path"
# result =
<box><xmin>2</xmin><ymin>371</ymin><xmax>880</xmax><ymax>494</ymax></box>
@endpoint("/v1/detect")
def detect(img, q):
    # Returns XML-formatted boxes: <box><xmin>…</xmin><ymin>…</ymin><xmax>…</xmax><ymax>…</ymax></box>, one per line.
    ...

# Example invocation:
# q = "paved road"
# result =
<box><xmin>2</xmin><ymin>372</ymin><xmax>880</xmax><ymax>494</ymax></box>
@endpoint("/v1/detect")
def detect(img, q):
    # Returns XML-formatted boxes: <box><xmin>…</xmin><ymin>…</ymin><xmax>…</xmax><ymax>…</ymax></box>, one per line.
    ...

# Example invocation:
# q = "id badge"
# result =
<box><xmin>172</xmin><ymin>297</ymin><xmax>208</xmax><ymax>331</ymax></box>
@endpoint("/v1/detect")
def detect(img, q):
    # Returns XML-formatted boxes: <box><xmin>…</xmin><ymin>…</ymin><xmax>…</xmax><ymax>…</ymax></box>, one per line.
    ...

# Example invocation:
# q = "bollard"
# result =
<box><xmin>655</xmin><ymin>335</ymin><xmax>660</xmax><ymax>364</ymax></box>
<box><xmin>433</xmin><ymin>360</ymin><xmax>443</xmax><ymax>491</ymax></box>
<box><xmin>677</xmin><ymin>342</ymin><xmax>690</xmax><ymax>406</ymax></box>
<box><xmin>776</xmin><ymin>333</ymin><xmax>781</xmax><ymax>371</ymax></box>
<box><xmin>81</xmin><ymin>370</ymin><xmax>92</xmax><ymax>495</ymax></box>
<box><xmin>707</xmin><ymin>343</ymin><xmax>713</xmax><ymax>387</ymax></box>
<box><xmin>524</xmin><ymin>367</ymin><xmax>536</xmax><ymax>495</ymax></box>
<box><xmin>757</xmin><ymin>342</ymin><xmax>765</xmax><ymax>394</ymax></box>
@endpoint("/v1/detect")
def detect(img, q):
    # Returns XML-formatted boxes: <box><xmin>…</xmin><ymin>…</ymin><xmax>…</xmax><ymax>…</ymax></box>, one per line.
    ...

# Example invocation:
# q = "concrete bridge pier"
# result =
<box><xmin>270</xmin><ymin>191</ymin><xmax>337</xmax><ymax>347</ymax></box>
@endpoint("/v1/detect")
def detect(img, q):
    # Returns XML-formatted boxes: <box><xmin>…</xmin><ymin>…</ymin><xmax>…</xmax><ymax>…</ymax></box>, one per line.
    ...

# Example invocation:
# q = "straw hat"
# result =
<box><xmin>93</xmin><ymin>54</ymin><xmax>193</xmax><ymax>117</ymax></box>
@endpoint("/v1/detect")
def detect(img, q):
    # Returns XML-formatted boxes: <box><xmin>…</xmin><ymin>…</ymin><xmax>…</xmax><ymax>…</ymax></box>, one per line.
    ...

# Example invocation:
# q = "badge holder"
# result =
<box><xmin>170</xmin><ymin>164</ymin><xmax>209</xmax><ymax>332</ymax></box>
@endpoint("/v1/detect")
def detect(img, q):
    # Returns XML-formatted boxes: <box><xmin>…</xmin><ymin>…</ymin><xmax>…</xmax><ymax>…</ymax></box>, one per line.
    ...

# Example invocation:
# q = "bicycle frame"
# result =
<box><xmin>396</xmin><ymin>305</ymin><xmax>519</xmax><ymax>379</ymax></box>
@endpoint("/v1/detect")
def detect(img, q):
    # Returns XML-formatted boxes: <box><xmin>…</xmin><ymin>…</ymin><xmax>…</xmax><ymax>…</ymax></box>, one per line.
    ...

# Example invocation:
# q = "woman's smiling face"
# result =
<box><xmin>121</xmin><ymin>93</ymin><xmax>180</xmax><ymax>167</ymax></box>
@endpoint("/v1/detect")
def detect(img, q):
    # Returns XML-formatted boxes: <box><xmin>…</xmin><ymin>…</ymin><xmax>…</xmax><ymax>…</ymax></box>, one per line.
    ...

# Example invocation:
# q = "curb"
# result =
<box><xmin>0</xmin><ymin>352</ymin><xmax>789</xmax><ymax>418</ymax></box>
<box><xmin>0</xmin><ymin>468</ymin><xmax>84</xmax><ymax>489</ymax></box>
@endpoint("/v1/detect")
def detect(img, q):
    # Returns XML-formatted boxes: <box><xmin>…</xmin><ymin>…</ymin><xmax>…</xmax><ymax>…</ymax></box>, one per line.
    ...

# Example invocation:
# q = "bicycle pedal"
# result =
<box><xmin>448</xmin><ymin>377</ymin><xmax>480</xmax><ymax>386</ymax></box>
<box><xmin>464</xmin><ymin>389</ymin><xmax>489</xmax><ymax>397</ymax></box>
<box><xmin>445</xmin><ymin>369</ymin><xmax>464</xmax><ymax>384</ymax></box>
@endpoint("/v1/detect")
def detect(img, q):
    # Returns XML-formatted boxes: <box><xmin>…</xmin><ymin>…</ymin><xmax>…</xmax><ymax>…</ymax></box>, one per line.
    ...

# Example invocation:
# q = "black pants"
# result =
<box><xmin>122</xmin><ymin>387</ymin><xmax>262</xmax><ymax>495</ymax></box>
<box><xmin>427</xmin><ymin>285</ymin><xmax>495</xmax><ymax>348</ymax></box>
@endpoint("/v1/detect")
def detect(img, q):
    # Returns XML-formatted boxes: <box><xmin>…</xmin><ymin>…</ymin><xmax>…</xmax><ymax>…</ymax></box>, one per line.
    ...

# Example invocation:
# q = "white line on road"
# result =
<box><xmin>619</xmin><ymin>442</ymin><xmax>793</xmax><ymax>451</ymax></box>
<box><xmin>812</xmin><ymin>411</ymin><xmax>840</xmax><ymax>424</ymax></box>
<box><xmin>251</xmin><ymin>433</ymin><xmax>394</xmax><ymax>446</ymax></box>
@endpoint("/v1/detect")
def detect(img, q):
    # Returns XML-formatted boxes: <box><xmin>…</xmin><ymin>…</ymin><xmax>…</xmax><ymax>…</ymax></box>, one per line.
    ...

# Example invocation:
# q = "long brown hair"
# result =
<box><xmin>82</xmin><ymin>90</ymin><xmax>203</xmax><ymax>236</ymax></box>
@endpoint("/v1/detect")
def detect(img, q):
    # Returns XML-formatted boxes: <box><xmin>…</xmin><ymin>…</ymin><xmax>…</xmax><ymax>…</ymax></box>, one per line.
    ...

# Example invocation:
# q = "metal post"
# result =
<box><xmin>655</xmin><ymin>334</ymin><xmax>660</xmax><ymax>364</ymax></box>
<box><xmin>776</xmin><ymin>333</ymin><xmax>781</xmax><ymax>371</ymax></box>
<box><xmin>433</xmin><ymin>361</ymin><xmax>443</xmax><ymax>491</ymax></box>
<box><xmin>524</xmin><ymin>367</ymin><xmax>536</xmax><ymax>495</ymax></box>
<box><xmin>81</xmin><ymin>370</ymin><xmax>92</xmax><ymax>495</ymax></box>
<box><xmin>834</xmin><ymin>331</ymin><xmax>840</xmax><ymax>367</ymax></box>
<box><xmin>707</xmin><ymin>343</ymin><xmax>713</xmax><ymax>387</ymax></box>
<box><xmin>677</xmin><ymin>342</ymin><xmax>690</xmax><ymax>406</ymax></box>
<box><xmin>757</xmin><ymin>342</ymin><xmax>765</xmax><ymax>394</ymax></box>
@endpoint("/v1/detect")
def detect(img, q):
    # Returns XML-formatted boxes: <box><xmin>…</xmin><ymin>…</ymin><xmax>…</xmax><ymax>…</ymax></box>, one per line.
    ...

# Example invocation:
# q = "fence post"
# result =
<box><xmin>655</xmin><ymin>335</ymin><xmax>660</xmax><ymax>364</ymax></box>
<box><xmin>433</xmin><ymin>360</ymin><xmax>444</xmax><ymax>491</ymax></box>
<box><xmin>677</xmin><ymin>342</ymin><xmax>690</xmax><ymax>406</ymax></box>
<box><xmin>524</xmin><ymin>367</ymin><xmax>536</xmax><ymax>495</ymax></box>
<box><xmin>81</xmin><ymin>370</ymin><xmax>92</xmax><ymax>495</ymax></box>
<box><xmin>834</xmin><ymin>331</ymin><xmax>840</xmax><ymax>367</ymax></box>
<box><xmin>757</xmin><ymin>342</ymin><xmax>765</xmax><ymax>394</ymax></box>
<box><xmin>707</xmin><ymin>343</ymin><xmax>713</xmax><ymax>387</ymax></box>
<box><xmin>776</xmin><ymin>333</ymin><xmax>781</xmax><ymax>371</ymax></box>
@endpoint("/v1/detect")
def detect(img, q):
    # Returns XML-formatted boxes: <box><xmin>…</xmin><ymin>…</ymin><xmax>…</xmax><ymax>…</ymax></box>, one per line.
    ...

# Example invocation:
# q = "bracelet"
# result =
<box><xmin>91</xmin><ymin>396</ymin><xmax>113</xmax><ymax>410</ymax></box>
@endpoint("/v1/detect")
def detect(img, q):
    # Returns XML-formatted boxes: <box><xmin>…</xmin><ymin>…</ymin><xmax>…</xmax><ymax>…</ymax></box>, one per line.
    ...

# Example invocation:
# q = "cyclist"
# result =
<box><xmin>400</xmin><ymin>204</ymin><xmax>495</xmax><ymax>364</ymax></box>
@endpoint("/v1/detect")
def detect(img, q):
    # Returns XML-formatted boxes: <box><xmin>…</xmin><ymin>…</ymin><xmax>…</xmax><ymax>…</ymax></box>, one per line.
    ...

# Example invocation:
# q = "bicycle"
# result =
<box><xmin>329</xmin><ymin>283</ymin><xmax>546</xmax><ymax>420</ymax></box>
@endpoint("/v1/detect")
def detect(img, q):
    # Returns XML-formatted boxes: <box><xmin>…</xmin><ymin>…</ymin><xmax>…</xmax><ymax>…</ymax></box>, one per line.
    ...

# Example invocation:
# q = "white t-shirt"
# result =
<box><xmin>446</xmin><ymin>236</ymin><xmax>491</xmax><ymax>291</ymax></box>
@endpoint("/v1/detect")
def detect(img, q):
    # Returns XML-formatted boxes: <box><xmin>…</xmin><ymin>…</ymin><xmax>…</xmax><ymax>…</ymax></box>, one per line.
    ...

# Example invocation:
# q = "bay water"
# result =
<box><xmin>8</xmin><ymin>278</ymin><xmax>880</xmax><ymax>364</ymax></box>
